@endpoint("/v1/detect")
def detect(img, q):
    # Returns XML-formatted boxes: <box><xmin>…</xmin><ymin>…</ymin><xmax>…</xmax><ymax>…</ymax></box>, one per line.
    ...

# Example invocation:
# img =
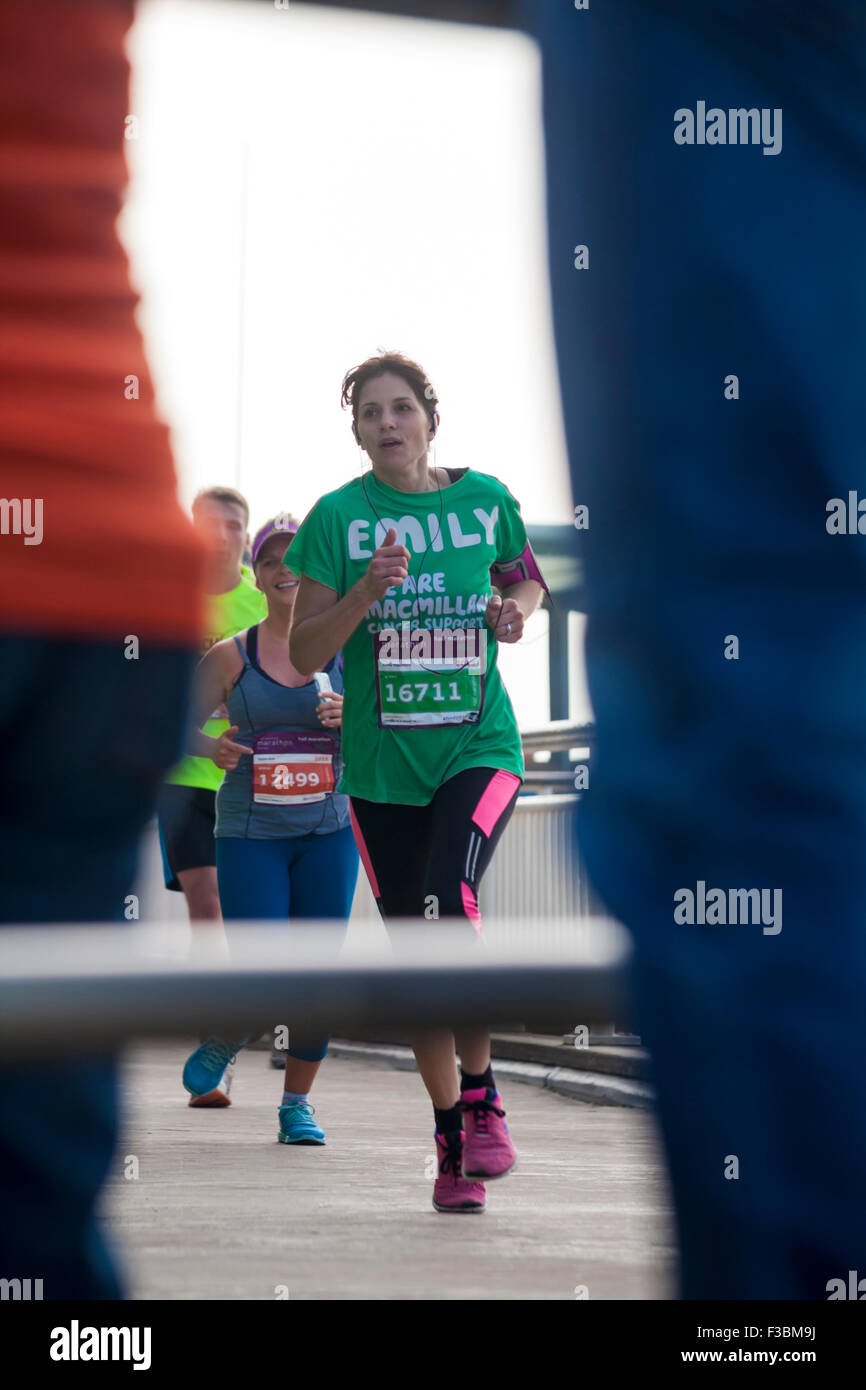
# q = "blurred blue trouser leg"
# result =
<box><xmin>0</xmin><ymin>638</ymin><xmax>194</xmax><ymax>1299</ymax></box>
<box><xmin>521</xmin><ymin>0</ymin><xmax>866</xmax><ymax>1296</ymax></box>
<box><xmin>216</xmin><ymin>827</ymin><xmax>359</xmax><ymax>1063</ymax></box>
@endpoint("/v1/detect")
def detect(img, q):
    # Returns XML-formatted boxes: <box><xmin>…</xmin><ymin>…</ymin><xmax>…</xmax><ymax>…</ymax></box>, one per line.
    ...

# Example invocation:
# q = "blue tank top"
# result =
<box><xmin>214</xmin><ymin>624</ymin><xmax>351</xmax><ymax>839</ymax></box>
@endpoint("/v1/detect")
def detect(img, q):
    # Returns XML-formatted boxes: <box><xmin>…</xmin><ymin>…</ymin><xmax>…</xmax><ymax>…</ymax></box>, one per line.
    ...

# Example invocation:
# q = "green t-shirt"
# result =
<box><xmin>287</xmin><ymin>469</ymin><xmax>532</xmax><ymax>805</ymax></box>
<box><xmin>166</xmin><ymin>566</ymin><xmax>268</xmax><ymax>791</ymax></box>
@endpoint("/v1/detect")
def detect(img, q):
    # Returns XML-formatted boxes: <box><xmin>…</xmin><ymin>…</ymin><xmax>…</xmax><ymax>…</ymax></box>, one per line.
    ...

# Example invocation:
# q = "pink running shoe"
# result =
<box><xmin>432</xmin><ymin>1130</ymin><xmax>486</xmax><ymax>1213</ymax></box>
<box><xmin>460</xmin><ymin>1087</ymin><xmax>517</xmax><ymax>1180</ymax></box>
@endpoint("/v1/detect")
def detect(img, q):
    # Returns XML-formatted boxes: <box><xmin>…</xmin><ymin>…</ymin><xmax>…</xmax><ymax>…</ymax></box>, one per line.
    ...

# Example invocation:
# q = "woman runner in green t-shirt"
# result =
<box><xmin>289</xmin><ymin>352</ymin><xmax>548</xmax><ymax>1214</ymax></box>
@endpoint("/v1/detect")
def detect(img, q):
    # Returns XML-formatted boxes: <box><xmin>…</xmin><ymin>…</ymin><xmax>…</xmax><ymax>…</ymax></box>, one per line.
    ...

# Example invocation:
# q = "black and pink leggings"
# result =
<box><xmin>349</xmin><ymin>766</ymin><xmax>521</xmax><ymax>933</ymax></box>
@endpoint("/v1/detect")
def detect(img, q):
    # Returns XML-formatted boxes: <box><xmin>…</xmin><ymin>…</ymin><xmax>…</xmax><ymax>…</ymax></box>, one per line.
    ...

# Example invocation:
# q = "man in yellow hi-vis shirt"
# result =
<box><xmin>156</xmin><ymin>487</ymin><xmax>267</xmax><ymax>925</ymax></box>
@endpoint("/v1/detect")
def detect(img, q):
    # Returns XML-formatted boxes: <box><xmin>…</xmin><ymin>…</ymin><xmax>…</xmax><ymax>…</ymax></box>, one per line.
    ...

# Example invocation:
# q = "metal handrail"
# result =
<box><xmin>520</xmin><ymin>720</ymin><xmax>596</xmax><ymax>755</ymax></box>
<box><xmin>0</xmin><ymin>921</ymin><xmax>633</xmax><ymax>1059</ymax></box>
<box><xmin>522</xmin><ymin>772</ymin><xmax>584</xmax><ymax>794</ymax></box>
<box><xmin>519</xmin><ymin>721</ymin><xmax>595</xmax><ymax>793</ymax></box>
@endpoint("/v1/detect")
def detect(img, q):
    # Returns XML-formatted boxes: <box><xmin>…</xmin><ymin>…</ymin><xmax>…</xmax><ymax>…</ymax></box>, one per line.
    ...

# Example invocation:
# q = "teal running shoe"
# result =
<box><xmin>183</xmin><ymin>1038</ymin><xmax>237</xmax><ymax>1107</ymax></box>
<box><xmin>278</xmin><ymin>1102</ymin><xmax>326</xmax><ymax>1145</ymax></box>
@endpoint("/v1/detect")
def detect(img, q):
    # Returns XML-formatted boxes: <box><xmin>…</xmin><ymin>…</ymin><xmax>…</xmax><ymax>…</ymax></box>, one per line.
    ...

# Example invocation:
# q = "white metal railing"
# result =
<box><xmin>520</xmin><ymin>720</ymin><xmax>595</xmax><ymax>793</ymax></box>
<box><xmin>482</xmin><ymin>794</ymin><xmax>597</xmax><ymax>932</ymax></box>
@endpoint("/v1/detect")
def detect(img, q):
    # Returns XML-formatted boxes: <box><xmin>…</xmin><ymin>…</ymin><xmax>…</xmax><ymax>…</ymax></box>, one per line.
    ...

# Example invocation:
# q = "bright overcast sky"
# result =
<box><xmin>121</xmin><ymin>0</ymin><xmax>590</xmax><ymax>725</ymax></box>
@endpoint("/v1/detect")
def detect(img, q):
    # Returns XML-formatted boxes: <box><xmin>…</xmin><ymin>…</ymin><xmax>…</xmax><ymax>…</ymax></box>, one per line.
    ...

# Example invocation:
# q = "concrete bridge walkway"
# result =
<box><xmin>104</xmin><ymin>1042</ymin><xmax>676</xmax><ymax>1300</ymax></box>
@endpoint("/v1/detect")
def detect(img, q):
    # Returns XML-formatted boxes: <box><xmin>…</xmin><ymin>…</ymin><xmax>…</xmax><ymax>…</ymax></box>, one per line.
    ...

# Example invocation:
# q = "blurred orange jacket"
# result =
<box><xmin>0</xmin><ymin>0</ymin><xmax>203</xmax><ymax>644</ymax></box>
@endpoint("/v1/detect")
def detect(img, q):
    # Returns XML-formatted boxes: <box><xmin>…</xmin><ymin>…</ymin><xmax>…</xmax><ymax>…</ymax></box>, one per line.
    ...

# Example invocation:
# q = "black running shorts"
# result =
<box><xmin>156</xmin><ymin>784</ymin><xmax>217</xmax><ymax>891</ymax></box>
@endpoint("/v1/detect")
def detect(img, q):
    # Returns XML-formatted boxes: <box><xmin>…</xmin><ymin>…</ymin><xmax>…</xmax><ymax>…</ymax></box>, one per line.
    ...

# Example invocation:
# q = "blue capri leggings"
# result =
<box><xmin>216</xmin><ymin>825</ymin><xmax>359</xmax><ymax>1062</ymax></box>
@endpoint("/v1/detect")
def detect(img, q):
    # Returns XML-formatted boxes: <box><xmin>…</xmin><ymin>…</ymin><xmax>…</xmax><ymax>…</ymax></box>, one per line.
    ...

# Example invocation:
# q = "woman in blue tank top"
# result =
<box><xmin>181</xmin><ymin>515</ymin><xmax>359</xmax><ymax>1145</ymax></box>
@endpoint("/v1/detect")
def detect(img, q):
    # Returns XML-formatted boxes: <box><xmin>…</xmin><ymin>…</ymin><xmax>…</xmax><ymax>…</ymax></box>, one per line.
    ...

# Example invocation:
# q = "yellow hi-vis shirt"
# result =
<box><xmin>165</xmin><ymin>566</ymin><xmax>268</xmax><ymax>791</ymax></box>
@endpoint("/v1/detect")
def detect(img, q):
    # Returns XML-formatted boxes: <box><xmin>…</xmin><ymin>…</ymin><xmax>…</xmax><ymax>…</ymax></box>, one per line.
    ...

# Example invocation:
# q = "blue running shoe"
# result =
<box><xmin>183</xmin><ymin>1038</ymin><xmax>237</xmax><ymax>1107</ymax></box>
<box><xmin>278</xmin><ymin>1102</ymin><xmax>326</xmax><ymax>1145</ymax></box>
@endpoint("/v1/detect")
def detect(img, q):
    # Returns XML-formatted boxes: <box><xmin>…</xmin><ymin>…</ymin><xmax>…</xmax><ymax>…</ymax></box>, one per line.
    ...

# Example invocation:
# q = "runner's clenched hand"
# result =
<box><xmin>359</xmin><ymin>527</ymin><xmax>410</xmax><ymax>602</ymax></box>
<box><xmin>485</xmin><ymin>593</ymin><xmax>525</xmax><ymax>643</ymax></box>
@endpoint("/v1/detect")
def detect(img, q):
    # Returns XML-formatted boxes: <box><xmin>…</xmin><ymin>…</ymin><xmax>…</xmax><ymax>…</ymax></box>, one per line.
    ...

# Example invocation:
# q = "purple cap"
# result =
<box><xmin>251</xmin><ymin>513</ymin><xmax>299</xmax><ymax>567</ymax></box>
